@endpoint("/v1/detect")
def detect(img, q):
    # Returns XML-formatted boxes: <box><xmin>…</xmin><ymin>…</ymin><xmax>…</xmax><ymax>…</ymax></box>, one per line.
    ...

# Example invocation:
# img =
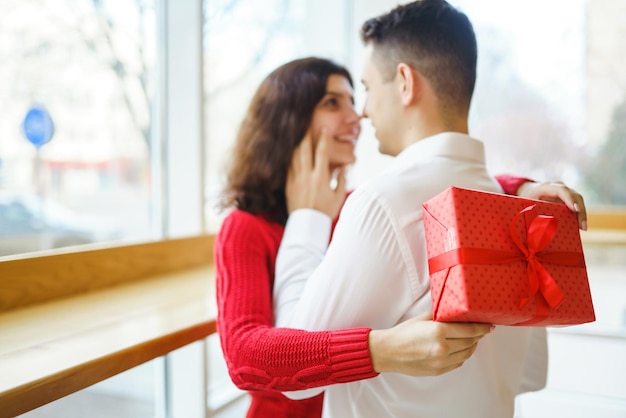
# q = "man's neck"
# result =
<box><xmin>401</xmin><ymin>115</ymin><xmax>469</xmax><ymax>151</ymax></box>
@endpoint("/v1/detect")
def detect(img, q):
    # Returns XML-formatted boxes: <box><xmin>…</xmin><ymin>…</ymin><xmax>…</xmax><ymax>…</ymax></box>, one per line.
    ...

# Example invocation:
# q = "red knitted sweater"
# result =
<box><xmin>214</xmin><ymin>175</ymin><xmax>529</xmax><ymax>418</ymax></box>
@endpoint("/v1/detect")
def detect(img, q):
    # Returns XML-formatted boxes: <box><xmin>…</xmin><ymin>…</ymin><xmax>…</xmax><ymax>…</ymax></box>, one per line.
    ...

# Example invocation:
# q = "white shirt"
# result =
<box><xmin>274</xmin><ymin>132</ymin><xmax>547</xmax><ymax>418</ymax></box>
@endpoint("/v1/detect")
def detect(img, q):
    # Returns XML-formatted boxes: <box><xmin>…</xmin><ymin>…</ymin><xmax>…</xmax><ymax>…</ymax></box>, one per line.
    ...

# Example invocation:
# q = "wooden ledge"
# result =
<box><xmin>0</xmin><ymin>237</ymin><xmax>217</xmax><ymax>417</ymax></box>
<box><xmin>0</xmin><ymin>266</ymin><xmax>217</xmax><ymax>417</ymax></box>
<box><xmin>0</xmin><ymin>235</ymin><xmax>214</xmax><ymax>312</ymax></box>
<box><xmin>581</xmin><ymin>229</ymin><xmax>626</xmax><ymax>246</ymax></box>
<box><xmin>587</xmin><ymin>208</ymin><xmax>626</xmax><ymax>231</ymax></box>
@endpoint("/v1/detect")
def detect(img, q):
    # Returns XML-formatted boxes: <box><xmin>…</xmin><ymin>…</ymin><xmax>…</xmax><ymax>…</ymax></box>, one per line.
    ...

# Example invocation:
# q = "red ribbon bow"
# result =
<box><xmin>428</xmin><ymin>204</ymin><xmax>585</xmax><ymax>324</ymax></box>
<box><xmin>511</xmin><ymin>206</ymin><xmax>564</xmax><ymax>309</ymax></box>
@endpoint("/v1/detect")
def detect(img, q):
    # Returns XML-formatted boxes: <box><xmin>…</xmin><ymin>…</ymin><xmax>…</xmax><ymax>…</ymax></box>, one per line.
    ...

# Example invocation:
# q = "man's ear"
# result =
<box><xmin>396</xmin><ymin>63</ymin><xmax>420</xmax><ymax>106</ymax></box>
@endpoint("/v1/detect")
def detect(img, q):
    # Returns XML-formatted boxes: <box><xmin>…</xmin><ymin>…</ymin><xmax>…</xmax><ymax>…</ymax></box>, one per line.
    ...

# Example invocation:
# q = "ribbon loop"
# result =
<box><xmin>512</xmin><ymin>205</ymin><xmax>565</xmax><ymax>310</ymax></box>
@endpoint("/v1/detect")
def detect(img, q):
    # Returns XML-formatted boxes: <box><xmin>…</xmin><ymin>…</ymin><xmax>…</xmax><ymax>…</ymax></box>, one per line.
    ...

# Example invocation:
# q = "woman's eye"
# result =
<box><xmin>324</xmin><ymin>98</ymin><xmax>338</xmax><ymax>107</ymax></box>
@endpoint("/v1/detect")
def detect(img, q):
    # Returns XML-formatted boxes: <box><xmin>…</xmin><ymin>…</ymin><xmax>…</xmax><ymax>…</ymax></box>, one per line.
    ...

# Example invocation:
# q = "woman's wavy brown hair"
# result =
<box><xmin>220</xmin><ymin>57</ymin><xmax>353</xmax><ymax>224</ymax></box>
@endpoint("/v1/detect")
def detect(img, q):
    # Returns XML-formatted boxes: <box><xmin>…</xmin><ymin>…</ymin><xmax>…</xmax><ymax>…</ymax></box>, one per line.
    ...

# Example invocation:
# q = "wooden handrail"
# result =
<box><xmin>0</xmin><ymin>235</ymin><xmax>214</xmax><ymax>313</ymax></box>
<box><xmin>587</xmin><ymin>208</ymin><xmax>626</xmax><ymax>231</ymax></box>
<box><xmin>0</xmin><ymin>236</ymin><xmax>217</xmax><ymax>417</ymax></box>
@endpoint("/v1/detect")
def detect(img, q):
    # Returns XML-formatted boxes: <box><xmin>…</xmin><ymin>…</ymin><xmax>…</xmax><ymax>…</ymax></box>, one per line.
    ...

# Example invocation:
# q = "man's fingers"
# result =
<box><xmin>414</xmin><ymin>311</ymin><xmax>434</xmax><ymax>321</ymax></box>
<box><xmin>430</xmin><ymin>341</ymin><xmax>480</xmax><ymax>375</ymax></box>
<box><xmin>418</xmin><ymin>338</ymin><xmax>481</xmax><ymax>377</ymax></box>
<box><xmin>438</xmin><ymin>322</ymin><xmax>494</xmax><ymax>339</ymax></box>
<box><xmin>443</xmin><ymin>336</ymin><xmax>483</xmax><ymax>355</ymax></box>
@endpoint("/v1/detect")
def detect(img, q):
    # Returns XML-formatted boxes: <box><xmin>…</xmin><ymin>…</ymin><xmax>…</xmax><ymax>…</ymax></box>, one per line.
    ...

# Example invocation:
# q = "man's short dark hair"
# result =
<box><xmin>361</xmin><ymin>0</ymin><xmax>477</xmax><ymax>114</ymax></box>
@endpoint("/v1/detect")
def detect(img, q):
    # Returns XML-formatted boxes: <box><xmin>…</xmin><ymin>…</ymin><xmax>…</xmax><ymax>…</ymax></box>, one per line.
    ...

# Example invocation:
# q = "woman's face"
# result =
<box><xmin>309</xmin><ymin>74</ymin><xmax>361</xmax><ymax>170</ymax></box>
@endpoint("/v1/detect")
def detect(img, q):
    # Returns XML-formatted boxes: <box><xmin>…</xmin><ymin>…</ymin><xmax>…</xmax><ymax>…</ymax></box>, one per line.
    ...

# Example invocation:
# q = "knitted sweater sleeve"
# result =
<box><xmin>495</xmin><ymin>174</ymin><xmax>534</xmax><ymax>195</ymax></box>
<box><xmin>215</xmin><ymin>211</ymin><xmax>378</xmax><ymax>392</ymax></box>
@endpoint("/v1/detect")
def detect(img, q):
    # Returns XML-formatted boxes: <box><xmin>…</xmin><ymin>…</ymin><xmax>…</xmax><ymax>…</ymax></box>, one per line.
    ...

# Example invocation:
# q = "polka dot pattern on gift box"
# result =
<box><xmin>423</xmin><ymin>186</ymin><xmax>596</xmax><ymax>326</ymax></box>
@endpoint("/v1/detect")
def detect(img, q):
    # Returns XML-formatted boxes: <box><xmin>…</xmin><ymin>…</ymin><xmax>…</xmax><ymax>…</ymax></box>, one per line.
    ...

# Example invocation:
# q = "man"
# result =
<box><xmin>273</xmin><ymin>1</ymin><xmax>572</xmax><ymax>416</ymax></box>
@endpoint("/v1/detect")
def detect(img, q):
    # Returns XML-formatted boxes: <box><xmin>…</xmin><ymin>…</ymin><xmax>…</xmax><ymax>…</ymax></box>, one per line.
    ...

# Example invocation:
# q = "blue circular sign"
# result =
<box><xmin>22</xmin><ymin>105</ymin><xmax>55</xmax><ymax>148</ymax></box>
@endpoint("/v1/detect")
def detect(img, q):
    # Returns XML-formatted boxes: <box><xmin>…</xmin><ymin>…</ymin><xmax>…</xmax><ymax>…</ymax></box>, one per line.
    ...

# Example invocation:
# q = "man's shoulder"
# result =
<box><xmin>347</xmin><ymin>164</ymin><xmax>501</xmax><ymax>220</ymax></box>
<box><xmin>349</xmin><ymin>164</ymin><xmax>427</xmax><ymax>202</ymax></box>
<box><xmin>342</xmin><ymin>169</ymin><xmax>418</xmax><ymax>222</ymax></box>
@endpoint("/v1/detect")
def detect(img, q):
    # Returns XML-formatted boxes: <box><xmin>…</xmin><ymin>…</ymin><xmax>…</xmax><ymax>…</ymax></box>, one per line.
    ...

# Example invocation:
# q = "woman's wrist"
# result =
<box><xmin>368</xmin><ymin>329</ymin><xmax>390</xmax><ymax>374</ymax></box>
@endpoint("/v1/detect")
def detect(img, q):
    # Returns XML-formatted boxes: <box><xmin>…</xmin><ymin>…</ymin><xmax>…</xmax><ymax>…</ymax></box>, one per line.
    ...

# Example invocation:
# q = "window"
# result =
<box><xmin>457</xmin><ymin>0</ymin><xmax>620</xmax><ymax>205</ymax></box>
<box><xmin>353</xmin><ymin>1</ymin><xmax>626</xmax><ymax>210</ymax></box>
<box><xmin>203</xmin><ymin>0</ymin><xmax>353</xmax><ymax>232</ymax></box>
<box><xmin>19</xmin><ymin>362</ymin><xmax>160</xmax><ymax>418</ymax></box>
<box><xmin>0</xmin><ymin>0</ymin><xmax>157</xmax><ymax>258</ymax></box>
<box><xmin>2</xmin><ymin>1</ymin><xmax>165</xmax><ymax>417</ymax></box>
<box><xmin>3</xmin><ymin>0</ymin><xmax>213</xmax><ymax>415</ymax></box>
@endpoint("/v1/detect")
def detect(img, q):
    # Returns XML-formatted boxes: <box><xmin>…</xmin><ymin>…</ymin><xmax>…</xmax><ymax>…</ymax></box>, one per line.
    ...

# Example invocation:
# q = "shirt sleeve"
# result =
<box><xmin>274</xmin><ymin>189</ymin><xmax>417</xmax><ymax>399</ymax></box>
<box><xmin>215</xmin><ymin>211</ymin><xmax>377</xmax><ymax>393</ymax></box>
<box><xmin>495</xmin><ymin>174</ymin><xmax>535</xmax><ymax>195</ymax></box>
<box><xmin>273</xmin><ymin>209</ymin><xmax>332</xmax><ymax>327</ymax></box>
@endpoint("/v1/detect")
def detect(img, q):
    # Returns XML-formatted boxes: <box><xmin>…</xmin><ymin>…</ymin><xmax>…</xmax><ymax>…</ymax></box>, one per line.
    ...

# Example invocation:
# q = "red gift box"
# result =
<box><xmin>422</xmin><ymin>186</ymin><xmax>595</xmax><ymax>326</ymax></box>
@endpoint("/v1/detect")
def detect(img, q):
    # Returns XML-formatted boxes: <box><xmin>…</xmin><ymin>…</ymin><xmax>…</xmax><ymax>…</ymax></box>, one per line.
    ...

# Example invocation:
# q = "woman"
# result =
<box><xmin>215</xmin><ymin>57</ymin><xmax>586</xmax><ymax>418</ymax></box>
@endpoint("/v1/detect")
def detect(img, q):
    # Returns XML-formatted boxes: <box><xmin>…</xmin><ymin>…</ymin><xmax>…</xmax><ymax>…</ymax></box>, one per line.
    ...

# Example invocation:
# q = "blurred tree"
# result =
<box><xmin>88</xmin><ymin>0</ymin><xmax>154</xmax><ymax>150</ymax></box>
<box><xmin>583</xmin><ymin>98</ymin><xmax>626</xmax><ymax>205</ymax></box>
<box><xmin>203</xmin><ymin>0</ymin><xmax>290</xmax><ymax>99</ymax></box>
<box><xmin>470</xmin><ymin>25</ymin><xmax>583</xmax><ymax>183</ymax></box>
<box><xmin>0</xmin><ymin>0</ymin><xmax>154</xmax><ymax>151</ymax></box>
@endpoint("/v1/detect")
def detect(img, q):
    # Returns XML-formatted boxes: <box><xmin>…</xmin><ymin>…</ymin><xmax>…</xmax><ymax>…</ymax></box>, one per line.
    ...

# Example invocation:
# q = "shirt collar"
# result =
<box><xmin>393</xmin><ymin>132</ymin><xmax>487</xmax><ymax>169</ymax></box>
